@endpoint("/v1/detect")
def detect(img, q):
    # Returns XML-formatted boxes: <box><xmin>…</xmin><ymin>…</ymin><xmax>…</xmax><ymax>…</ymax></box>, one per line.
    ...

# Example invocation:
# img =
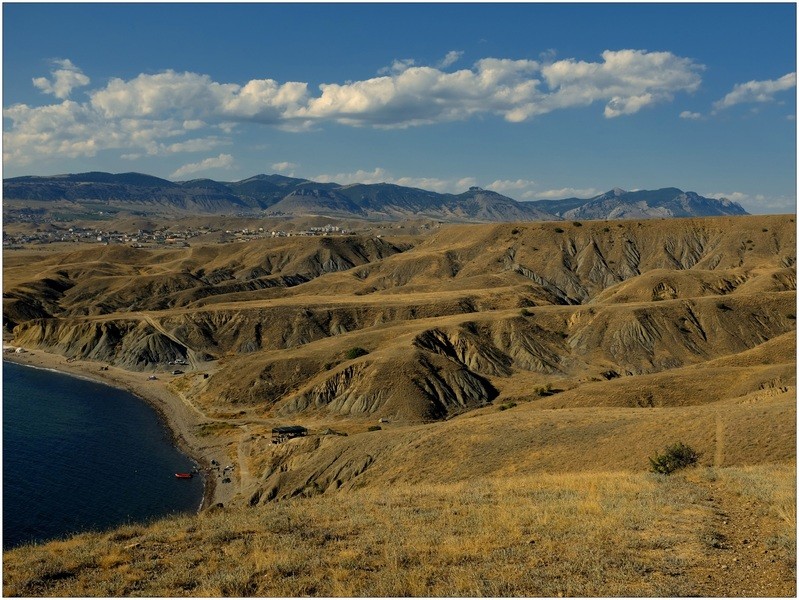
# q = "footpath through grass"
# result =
<box><xmin>3</xmin><ymin>466</ymin><xmax>795</xmax><ymax>597</ymax></box>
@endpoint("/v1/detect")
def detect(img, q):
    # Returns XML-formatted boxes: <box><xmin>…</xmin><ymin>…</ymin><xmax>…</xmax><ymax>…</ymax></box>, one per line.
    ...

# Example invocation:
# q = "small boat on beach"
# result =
<box><xmin>175</xmin><ymin>472</ymin><xmax>193</xmax><ymax>479</ymax></box>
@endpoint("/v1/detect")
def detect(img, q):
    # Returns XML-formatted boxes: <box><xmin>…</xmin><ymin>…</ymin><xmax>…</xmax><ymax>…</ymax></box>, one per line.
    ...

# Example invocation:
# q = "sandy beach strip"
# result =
<box><xmin>3</xmin><ymin>346</ymin><xmax>234</xmax><ymax>510</ymax></box>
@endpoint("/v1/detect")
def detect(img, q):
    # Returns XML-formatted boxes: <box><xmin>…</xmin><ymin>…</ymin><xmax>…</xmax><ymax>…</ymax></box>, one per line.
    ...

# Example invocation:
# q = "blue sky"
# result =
<box><xmin>3</xmin><ymin>3</ymin><xmax>796</xmax><ymax>213</ymax></box>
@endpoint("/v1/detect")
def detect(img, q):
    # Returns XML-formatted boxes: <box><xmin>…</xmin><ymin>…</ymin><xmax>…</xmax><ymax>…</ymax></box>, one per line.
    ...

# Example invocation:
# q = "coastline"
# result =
<box><xmin>3</xmin><ymin>348</ymin><xmax>228</xmax><ymax>512</ymax></box>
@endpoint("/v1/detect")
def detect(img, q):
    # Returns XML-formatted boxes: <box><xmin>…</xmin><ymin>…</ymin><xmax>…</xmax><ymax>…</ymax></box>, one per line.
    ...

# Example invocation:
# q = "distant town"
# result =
<box><xmin>2</xmin><ymin>223</ymin><xmax>353</xmax><ymax>249</ymax></box>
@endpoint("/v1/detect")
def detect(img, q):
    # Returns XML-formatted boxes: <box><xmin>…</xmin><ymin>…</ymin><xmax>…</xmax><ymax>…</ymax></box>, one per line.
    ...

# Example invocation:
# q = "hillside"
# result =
<box><xmin>2</xmin><ymin>213</ymin><xmax>794</xmax><ymax>596</ymax></box>
<box><xmin>5</xmin><ymin>216</ymin><xmax>794</xmax><ymax>420</ymax></box>
<box><xmin>3</xmin><ymin>465</ymin><xmax>794</xmax><ymax>596</ymax></box>
<box><xmin>3</xmin><ymin>171</ymin><xmax>747</xmax><ymax>222</ymax></box>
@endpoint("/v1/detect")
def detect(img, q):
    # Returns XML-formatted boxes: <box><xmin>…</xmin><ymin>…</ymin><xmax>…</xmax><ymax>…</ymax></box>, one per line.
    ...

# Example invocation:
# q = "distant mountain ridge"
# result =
<box><xmin>530</xmin><ymin>187</ymin><xmax>750</xmax><ymax>219</ymax></box>
<box><xmin>3</xmin><ymin>172</ymin><xmax>749</xmax><ymax>221</ymax></box>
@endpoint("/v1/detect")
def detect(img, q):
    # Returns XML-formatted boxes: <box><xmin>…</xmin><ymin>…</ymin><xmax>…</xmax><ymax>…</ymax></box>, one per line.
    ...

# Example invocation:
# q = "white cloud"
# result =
<box><xmin>526</xmin><ymin>187</ymin><xmax>601</xmax><ymax>200</ymax></box>
<box><xmin>32</xmin><ymin>58</ymin><xmax>90</xmax><ymax>99</ymax></box>
<box><xmin>378</xmin><ymin>59</ymin><xmax>416</xmax><ymax>76</ymax></box>
<box><xmin>297</xmin><ymin>50</ymin><xmax>702</xmax><ymax>127</ymax></box>
<box><xmin>540</xmin><ymin>50</ymin><xmax>703</xmax><ymax>119</ymax></box>
<box><xmin>300</xmin><ymin>58</ymin><xmax>542</xmax><ymax>127</ymax></box>
<box><xmin>170</xmin><ymin>153</ymin><xmax>234</xmax><ymax>179</ymax></box>
<box><xmin>119</xmin><ymin>139</ymin><xmax>224</xmax><ymax>160</ymax></box>
<box><xmin>486</xmin><ymin>179</ymin><xmax>537</xmax><ymax>197</ymax></box>
<box><xmin>713</xmin><ymin>72</ymin><xmax>796</xmax><ymax>111</ymax></box>
<box><xmin>272</xmin><ymin>161</ymin><xmax>297</xmax><ymax>172</ymax></box>
<box><xmin>314</xmin><ymin>167</ymin><xmax>476</xmax><ymax>193</ymax></box>
<box><xmin>183</xmin><ymin>119</ymin><xmax>206</xmax><ymax>130</ymax></box>
<box><xmin>3</xmin><ymin>100</ymin><xmax>175</xmax><ymax>165</ymax></box>
<box><xmin>455</xmin><ymin>177</ymin><xmax>479</xmax><ymax>190</ymax></box>
<box><xmin>90</xmin><ymin>70</ymin><xmax>308</xmax><ymax>123</ymax></box>
<box><xmin>704</xmin><ymin>191</ymin><xmax>750</xmax><ymax>203</ymax></box>
<box><xmin>703</xmin><ymin>190</ymin><xmax>796</xmax><ymax>213</ymax></box>
<box><xmin>680</xmin><ymin>110</ymin><xmax>702</xmax><ymax>120</ymax></box>
<box><xmin>160</xmin><ymin>137</ymin><xmax>227</xmax><ymax>155</ymax></box>
<box><xmin>488</xmin><ymin>178</ymin><xmax>536</xmax><ymax>191</ymax></box>
<box><xmin>438</xmin><ymin>51</ymin><xmax>464</xmax><ymax>68</ymax></box>
<box><xmin>5</xmin><ymin>50</ymin><xmax>705</xmax><ymax>166</ymax></box>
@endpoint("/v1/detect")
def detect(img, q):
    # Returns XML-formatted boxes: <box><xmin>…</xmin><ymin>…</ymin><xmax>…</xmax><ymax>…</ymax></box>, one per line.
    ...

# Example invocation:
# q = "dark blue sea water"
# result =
<box><xmin>3</xmin><ymin>360</ymin><xmax>203</xmax><ymax>549</ymax></box>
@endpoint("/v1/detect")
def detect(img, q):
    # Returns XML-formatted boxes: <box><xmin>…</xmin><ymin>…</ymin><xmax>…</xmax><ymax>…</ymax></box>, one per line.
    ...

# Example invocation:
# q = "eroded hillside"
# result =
<box><xmin>3</xmin><ymin>215</ymin><xmax>795</xmax><ymax>486</ymax></box>
<box><xmin>6</xmin><ymin>217</ymin><xmax>795</xmax><ymax>417</ymax></box>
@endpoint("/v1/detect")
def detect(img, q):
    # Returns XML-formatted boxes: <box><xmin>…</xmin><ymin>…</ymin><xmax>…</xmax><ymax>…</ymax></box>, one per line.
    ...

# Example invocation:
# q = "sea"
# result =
<box><xmin>3</xmin><ymin>360</ymin><xmax>204</xmax><ymax>550</ymax></box>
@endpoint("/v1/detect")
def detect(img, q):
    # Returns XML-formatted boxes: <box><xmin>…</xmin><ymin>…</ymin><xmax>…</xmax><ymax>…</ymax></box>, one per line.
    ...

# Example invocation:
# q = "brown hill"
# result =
<box><xmin>6</xmin><ymin>216</ymin><xmax>795</xmax><ymax>421</ymax></box>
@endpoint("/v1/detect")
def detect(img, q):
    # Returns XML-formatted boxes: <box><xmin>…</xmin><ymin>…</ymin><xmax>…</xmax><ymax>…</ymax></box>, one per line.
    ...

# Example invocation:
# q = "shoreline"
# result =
<box><xmin>3</xmin><ymin>348</ymin><xmax>228</xmax><ymax>512</ymax></box>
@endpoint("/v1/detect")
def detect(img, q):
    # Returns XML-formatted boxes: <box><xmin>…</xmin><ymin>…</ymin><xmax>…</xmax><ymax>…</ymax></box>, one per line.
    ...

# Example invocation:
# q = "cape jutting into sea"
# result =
<box><xmin>3</xmin><ymin>360</ymin><xmax>203</xmax><ymax>550</ymax></box>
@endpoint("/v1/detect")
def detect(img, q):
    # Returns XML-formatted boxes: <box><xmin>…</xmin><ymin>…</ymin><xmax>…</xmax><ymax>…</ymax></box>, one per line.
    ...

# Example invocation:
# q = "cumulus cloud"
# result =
<box><xmin>540</xmin><ymin>50</ymin><xmax>703</xmax><ymax>119</ymax></box>
<box><xmin>3</xmin><ymin>100</ymin><xmax>182</xmax><ymax>165</ymax></box>
<box><xmin>32</xmin><ymin>58</ymin><xmax>90</xmax><ymax>99</ymax></box>
<box><xmin>300</xmin><ymin>58</ymin><xmax>543</xmax><ymax>127</ymax></box>
<box><xmin>170</xmin><ymin>153</ymin><xmax>234</xmax><ymax>179</ymax></box>
<box><xmin>713</xmin><ymin>72</ymin><xmax>796</xmax><ymax>111</ymax></box>
<box><xmin>90</xmin><ymin>70</ymin><xmax>308</xmax><ymax>122</ymax></box>
<box><xmin>680</xmin><ymin>110</ymin><xmax>702</xmax><ymax>120</ymax></box>
<box><xmin>5</xmin><ymin>50</ymin><xmax>705</xmax><ymax>166</ymax></box>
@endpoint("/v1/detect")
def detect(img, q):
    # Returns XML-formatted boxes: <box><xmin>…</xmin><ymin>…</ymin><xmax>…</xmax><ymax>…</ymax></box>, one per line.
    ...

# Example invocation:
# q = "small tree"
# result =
<box><xmin>649</xmin><ymin>442</ymin><xmax>700</xmax><ymax>475</ymax></box>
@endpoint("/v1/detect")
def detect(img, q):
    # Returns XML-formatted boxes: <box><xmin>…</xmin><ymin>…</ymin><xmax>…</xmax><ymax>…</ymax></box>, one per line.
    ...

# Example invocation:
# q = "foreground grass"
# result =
<box><xmin>4</xmin><ymin>466</ymin><xmax>795</xmax><ymax>597</ymax></box>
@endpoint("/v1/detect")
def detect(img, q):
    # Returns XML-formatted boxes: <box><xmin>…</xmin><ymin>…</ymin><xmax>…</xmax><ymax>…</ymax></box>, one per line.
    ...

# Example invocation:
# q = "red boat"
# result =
<box><xmin>175</xmin><ymin>472</ymin><xmax>193</xmax><ymax>479</ymax></box>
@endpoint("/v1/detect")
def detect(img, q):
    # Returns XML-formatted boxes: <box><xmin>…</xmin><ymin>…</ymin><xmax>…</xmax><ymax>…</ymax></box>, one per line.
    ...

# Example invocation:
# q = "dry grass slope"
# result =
<box><xmin>3</xmin><ymin>467</ymin><xmax>794</xmax><ymax>597</ymax></box>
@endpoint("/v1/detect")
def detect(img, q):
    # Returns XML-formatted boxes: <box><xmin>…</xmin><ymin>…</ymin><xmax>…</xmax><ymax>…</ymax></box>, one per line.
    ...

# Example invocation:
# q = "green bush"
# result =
<box><xmin>553</xmin><ymin>227</ymin><xmax>565</xmax><ymax>233</ymax></box>
<box><xmin>367</xmin><ymin>425</ymin><xmax>382</xmax><ymax>432</ymax></box>
<box><xmin>649</xmin><ymin>442</ymin><xmax>700</xmax><ymax>475</ymax></box>
<box><xmin>498</xmin><ymin>402</ymin><xmax>517</xmax><ymax>411</ymax></box>
<box><xmin>344</xmin><ymin>347</ymin><xmax>369</xmax><ymax>360</ymax></box>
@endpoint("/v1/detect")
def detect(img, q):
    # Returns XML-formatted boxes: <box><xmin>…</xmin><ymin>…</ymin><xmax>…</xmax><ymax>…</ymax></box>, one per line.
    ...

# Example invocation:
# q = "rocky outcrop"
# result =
<box><xmin>12</xmin><ymin>318</ymin><xmax>193</xmax><ymax>370</ymax></box>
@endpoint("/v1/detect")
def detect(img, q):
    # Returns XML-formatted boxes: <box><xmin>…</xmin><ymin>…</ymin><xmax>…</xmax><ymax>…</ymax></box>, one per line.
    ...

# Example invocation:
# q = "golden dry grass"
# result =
<box><xmin>3</xmin><ymin>466</ymin><xmax>794</xmax><ymax>597</ymax></box>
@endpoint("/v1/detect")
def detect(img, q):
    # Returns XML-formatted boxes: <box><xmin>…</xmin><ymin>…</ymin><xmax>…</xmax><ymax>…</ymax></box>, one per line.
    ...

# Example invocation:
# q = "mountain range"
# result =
<box><xmin>3</xmin><ymin>172</ymin><xmax>749</xmax><ymax>221</ymax></box>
